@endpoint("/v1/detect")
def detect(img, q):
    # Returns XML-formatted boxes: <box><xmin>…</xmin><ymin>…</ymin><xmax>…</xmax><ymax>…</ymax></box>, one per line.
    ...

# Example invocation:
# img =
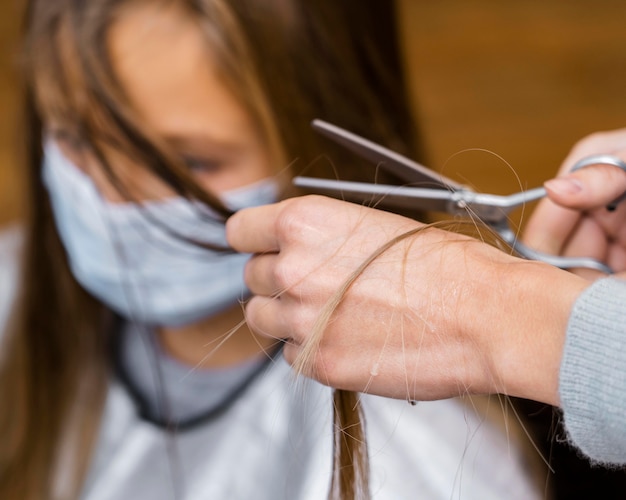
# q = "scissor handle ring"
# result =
<box><xmin>570</xmin><ymin>153</ymin><xmax>626</xmax><ymax>173</ymax></box>
<box><xmin>570</xmin><ymin>154</ymin><xmax>626</xmax><ymax>211</ymax></box>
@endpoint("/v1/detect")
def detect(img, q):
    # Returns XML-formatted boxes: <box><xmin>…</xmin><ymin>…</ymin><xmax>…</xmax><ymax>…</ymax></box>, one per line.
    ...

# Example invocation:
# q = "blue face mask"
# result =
<box><xmin>42</xmin><ymin>141</ymin><xmax>279</xmax><ymax>327</ymax></box>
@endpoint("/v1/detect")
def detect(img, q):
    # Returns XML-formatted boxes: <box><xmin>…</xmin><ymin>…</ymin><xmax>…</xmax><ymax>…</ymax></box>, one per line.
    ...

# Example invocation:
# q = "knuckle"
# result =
<box><xmin>275</xmin><ymin>195</ymin><xmax>330</xmax><ymax>242</ymax></box>
<box><xmin>275</xmin><ymin>203</ymin><xmax>300</xmax><ymax>238</ymax></box>
<box><xmin>271</xmin><ymin>255</ymin><xmax>299</xmax><ymax>292</ymax></box>
<box><xmin>275</xmin><ymin>197</ymin><xmax>312</xmax><ymax>233</ymax></box>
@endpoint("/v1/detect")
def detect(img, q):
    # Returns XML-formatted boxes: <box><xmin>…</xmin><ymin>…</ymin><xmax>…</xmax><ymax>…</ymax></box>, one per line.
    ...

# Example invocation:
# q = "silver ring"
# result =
<box><xmin>570</xmin><ymin>154</ymin><xmax>626</xmax><ymax>210</ymax></box>
<box><xmin>571</xmin><ymin>154</ymin><xmax>626</xmax><ymax>173</ymax></box>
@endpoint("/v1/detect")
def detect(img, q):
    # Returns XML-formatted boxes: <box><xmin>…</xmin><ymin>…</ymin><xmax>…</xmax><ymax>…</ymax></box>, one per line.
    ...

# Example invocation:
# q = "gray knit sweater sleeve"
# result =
<box><xmin>560</xmin><ymin>277</ymin><xmax>626</xmax><ymax>464</ymax></box>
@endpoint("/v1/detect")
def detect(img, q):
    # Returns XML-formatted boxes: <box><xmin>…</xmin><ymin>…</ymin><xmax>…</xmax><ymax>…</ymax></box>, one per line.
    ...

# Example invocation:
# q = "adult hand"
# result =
<box><xmin>227</xmin><ymin>195</ymin><xmax>587</xmax><ymax>405</ymax></box>
<box><xmin>524</xmin><ymin>129</ymin><xmax>626</xmax><ymax>279</ymax></box>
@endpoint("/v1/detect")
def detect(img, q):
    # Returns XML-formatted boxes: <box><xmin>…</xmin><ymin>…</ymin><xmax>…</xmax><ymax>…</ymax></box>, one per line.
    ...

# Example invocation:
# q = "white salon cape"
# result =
<box><xmin>0</xmin><ymin>229</ymin><xmax>540</xmax><ymax>499</ymax></box>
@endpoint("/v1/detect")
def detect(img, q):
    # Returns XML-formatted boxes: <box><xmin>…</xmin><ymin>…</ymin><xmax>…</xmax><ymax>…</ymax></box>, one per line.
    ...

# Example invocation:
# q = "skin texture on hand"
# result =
<box><xmin>525</xmin><ymin>129</ymin><xmax>626</xmax><ymax>280</ymax></box>
<box><xmin>227</xmin><ymin>195</ymin><xmax>588</xmax><ymax>406</ymax></box>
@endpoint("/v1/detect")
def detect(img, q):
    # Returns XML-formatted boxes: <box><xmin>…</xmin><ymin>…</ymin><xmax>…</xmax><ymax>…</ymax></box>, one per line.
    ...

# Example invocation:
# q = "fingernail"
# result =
<box><xmin>544</xmin><ymin>177</ymin><xmax>583</xmax><ymax>196</ymax></box>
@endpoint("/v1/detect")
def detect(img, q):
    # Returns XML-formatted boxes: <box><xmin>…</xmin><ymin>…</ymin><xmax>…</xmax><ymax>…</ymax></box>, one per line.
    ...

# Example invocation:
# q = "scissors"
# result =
<box><xmin>294</xmin><ymin>119</ymin><xmax>622</xmax><ymax>274</ymax></box>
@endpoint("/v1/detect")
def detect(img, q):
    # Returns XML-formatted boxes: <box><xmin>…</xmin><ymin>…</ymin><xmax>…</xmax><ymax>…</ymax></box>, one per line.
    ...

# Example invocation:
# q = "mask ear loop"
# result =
<box><xmin>570</xmin><ymin>154</ymin><xmax>626</xmax><ymax>211</ymax></box>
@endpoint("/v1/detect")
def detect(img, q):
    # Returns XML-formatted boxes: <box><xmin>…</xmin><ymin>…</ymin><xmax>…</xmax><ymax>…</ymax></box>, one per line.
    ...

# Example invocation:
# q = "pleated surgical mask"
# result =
<box><xmin>42</xmin><ymin>141</ymin><xmax>279</xmax><ymax>326</ymax></box>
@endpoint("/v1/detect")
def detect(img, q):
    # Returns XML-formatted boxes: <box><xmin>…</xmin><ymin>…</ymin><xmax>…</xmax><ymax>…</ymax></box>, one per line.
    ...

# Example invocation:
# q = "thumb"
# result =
<box><xmin>544</xmin><ymin>163</ymin><xmax>626</xmax><ymax>211</ymax></box>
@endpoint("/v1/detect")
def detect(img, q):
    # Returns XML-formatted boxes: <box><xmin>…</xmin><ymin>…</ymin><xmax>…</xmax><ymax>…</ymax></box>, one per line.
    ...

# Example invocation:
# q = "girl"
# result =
<box><xmin>0</xmin><ymin>0</ymin><xmax>539</xmax><ymax>498</ymax></box>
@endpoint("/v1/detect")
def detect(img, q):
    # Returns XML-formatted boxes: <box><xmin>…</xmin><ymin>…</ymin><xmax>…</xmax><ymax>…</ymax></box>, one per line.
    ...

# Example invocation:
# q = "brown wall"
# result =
<box><xmin>0</xmin><ymin>0</ymin><xmax>23</xmax><ymax>226</ymax></box>
<box><xmin>399</xmin><ymin>0</ymin><xmax>626</xmax><ymax>208</ymax></box>
<box><xmin>2</xmin><ymin>1</ymin><xmax>626</xmax><ymax>227</ymax></box>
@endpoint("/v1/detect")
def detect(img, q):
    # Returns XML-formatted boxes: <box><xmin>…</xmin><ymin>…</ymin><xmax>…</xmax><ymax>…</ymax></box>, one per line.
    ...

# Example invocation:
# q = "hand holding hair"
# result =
<box><xmin>227</xmin><ymin>195</ymin><xmax>588</xmax><ymax>406</ymax></box>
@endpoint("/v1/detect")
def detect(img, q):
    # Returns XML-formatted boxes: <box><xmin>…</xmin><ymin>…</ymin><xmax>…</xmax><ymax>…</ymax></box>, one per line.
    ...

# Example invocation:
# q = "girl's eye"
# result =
<box><xmin>181</xmin><ymin>156</ymin><xmax>222</xmax><ymax>174</ymax></box>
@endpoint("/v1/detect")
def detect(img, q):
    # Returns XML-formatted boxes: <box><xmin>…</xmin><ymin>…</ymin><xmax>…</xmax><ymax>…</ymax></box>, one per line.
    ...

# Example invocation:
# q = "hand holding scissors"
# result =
<box><xmin>296</xmin><ymin>121</ymin><xmax>626</xmax><ymax>275</ymax></box>
<box><xmin>525</xmin><ymin>128</ymin><xmax>626</xmax><ymax>279</ymax></box>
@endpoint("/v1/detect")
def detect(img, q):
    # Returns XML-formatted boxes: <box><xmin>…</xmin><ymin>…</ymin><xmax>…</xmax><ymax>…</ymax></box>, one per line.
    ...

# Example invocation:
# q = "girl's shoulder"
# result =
<box><xmin>0</xmin><ymin>225</ymin><xmax>23</xmax><ymax>335</ymax></box>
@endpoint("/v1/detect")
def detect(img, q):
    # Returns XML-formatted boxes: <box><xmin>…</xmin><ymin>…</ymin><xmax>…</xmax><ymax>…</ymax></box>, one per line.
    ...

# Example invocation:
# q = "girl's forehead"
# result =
<box><xmin>107</xmin><ymin>2</ymin><xmax>254</xmax><ymax>144</ymax></box>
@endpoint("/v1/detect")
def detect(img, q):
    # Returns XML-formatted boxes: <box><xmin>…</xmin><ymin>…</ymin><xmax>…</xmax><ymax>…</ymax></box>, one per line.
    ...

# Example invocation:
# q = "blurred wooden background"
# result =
<box><xmin>2</xmin><ymin>1</ymin><xmax>626</xmax><ymax>226</ymax></box>
<box><xmin>0</xmin><ymin>0</ymin><xmax>22</xmax><ymax>226</ymax></box>
<box><xmin>399</xmin><ymin>0</ymin><xmax>626</xmax><ymax>200</ymax></box>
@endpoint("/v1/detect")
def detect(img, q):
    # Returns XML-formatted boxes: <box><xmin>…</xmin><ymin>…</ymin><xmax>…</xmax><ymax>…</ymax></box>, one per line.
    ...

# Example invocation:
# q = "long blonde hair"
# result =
<box><xmin>2</xmin><ymin>1</ymin><xmax>420</xmax><ymax>498</ymax></box>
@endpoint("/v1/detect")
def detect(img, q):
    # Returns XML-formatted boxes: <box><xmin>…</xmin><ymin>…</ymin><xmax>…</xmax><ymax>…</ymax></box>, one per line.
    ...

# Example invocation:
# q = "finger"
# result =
<box><xmin>587</xmin><ymin>203</ymin><xmax>626</xmax><ymax>244</ymax></box>
<box><xmin>562</xmin><ymin>216</ymin><xmax>607</xmax><ymax>261</ymax></box>
<box><xmin>245</xmin><ymin>292</ymin><xmax>321</xmax><ymax>348</ymax></box>
<box><xmin>607</xmin><ymin>243</ymin><xmax>626</xmax><ymax>275</ymax></box>
<box><xmin>243</xmin><ymin>252</ymin><xmax>281</xmax><ymax>296</ymax></box>
<box><xmin>244</xmin><ymin>295</ymin><xmax>292</xmax><ymax>340</ymax></box>
<box><xmin>544</xmin><ymin>163</ymin><xmax>626</xmax><ymax>211</ymax></box>
<box><xmin>226</xmin><ymin>201</ymin><xmax>284</xmax><ymax>253</ymax></box>
<box><xmin>557</xmin><ymin>129</ymin><xmax>626</xmax><ymax>176</ymax></box>
<box><xmin>523</xmin><ymin>197</ymin><xmax>581</xmax><ymax>255</ymax></box>
<box><xmin>589</xmin><ymin>220</ymin><xmax>626</xmax><ymax>274</ymax></box>
<box><xmin>281</xmin><ymin>342</ymin><xmax>300</xmax><ymax>366</ymax></box>
<box><xmin>560</xmin><ymin>217</ymin><xmax>609</xmax><ymax>280</ymax></box>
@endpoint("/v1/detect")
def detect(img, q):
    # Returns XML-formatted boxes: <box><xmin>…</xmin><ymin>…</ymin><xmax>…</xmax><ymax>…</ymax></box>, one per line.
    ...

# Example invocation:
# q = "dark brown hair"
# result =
<box><xmin>0</xmin><ymin>1</ymin><xmax>421</xmax><ymax>498</ymax></box>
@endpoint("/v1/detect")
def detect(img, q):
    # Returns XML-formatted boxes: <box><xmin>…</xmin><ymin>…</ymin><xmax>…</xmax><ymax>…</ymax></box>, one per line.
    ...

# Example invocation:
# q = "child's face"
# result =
<box><xmin>50</xmin><ymin>2</ymin><xmax>273</xmax><ymax>203</ymax></box>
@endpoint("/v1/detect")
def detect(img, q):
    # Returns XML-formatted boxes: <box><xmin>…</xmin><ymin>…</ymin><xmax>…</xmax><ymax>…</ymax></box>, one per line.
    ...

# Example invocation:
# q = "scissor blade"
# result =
<box><xmin>295</xmin><ymin>178</ymin><xmax>548</xmax><ymax>223</ymax></box>
<box><xmin>312</xmin><ymin>119</ymin><xmax>465</xmax><ymax>191</ymax></box>
<box><xmin>293</xmin><ymin>177</ymin><xmax>454</xmax><ymax>212</ymax></box>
